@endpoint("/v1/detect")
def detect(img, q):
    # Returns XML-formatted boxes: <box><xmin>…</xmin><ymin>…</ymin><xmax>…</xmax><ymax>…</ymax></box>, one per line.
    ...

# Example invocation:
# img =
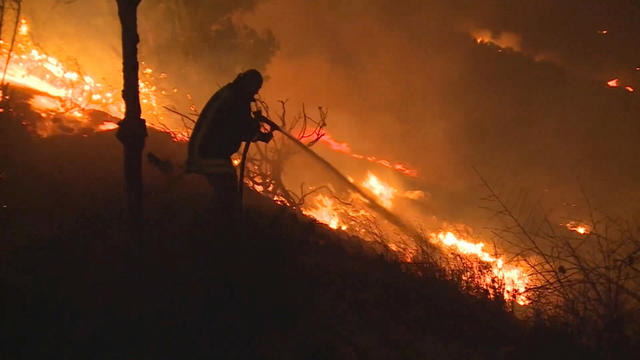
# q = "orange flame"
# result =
<box><xmin>319</xmin><ymin>132</ymin><xmax>351</xmax><ymax>153</ymax></box>
<box><xmin>431</xmin><ymin>231</ymin><xmax>529</xmax><ymax>305</ymax></box>
<box><xmin>300</xmin><ymin>174</ymin><xmax>530</xmax><ymax>305</ymax></box>
<box><xmin>362</xmin><ymin>172</ymin><xmax>397</xmax><ymax>208</ymax></box>
<box><xmin>319</xmin><ymin>133</ymin><xmax>418</xmax><ymax>177</ymax></box>
<box><xmin>0</xmin><ymin>19</ymin><xmax>188</xmax><ymax>140</ymax></box>
<box><xmin>302</xmin><ymin>194</ymin><xmax>348</xmax><ymax>230</ymax></box>
<box><xmin>360</xmin><ymin>172</ymin><xmax>426</xmax><ymax>208</ymax></box>
<box><xmin>402</xmin><ymin>190</ymin><xmax>425</xmax><ymax>200</ymax></box>
<box><xmin>18</xmin><ymin>19</ymin><xmax>29</xmax><ymax>36</ymax></box>
<box><xmin>96</xmin><ymin>121</ymin><xmax>118</xmax><ymax>131</ymax></box>
<box><xmin>566</xmin><ymin>221</ymin><xmax>591</xmax><ymax>235</ymax></box>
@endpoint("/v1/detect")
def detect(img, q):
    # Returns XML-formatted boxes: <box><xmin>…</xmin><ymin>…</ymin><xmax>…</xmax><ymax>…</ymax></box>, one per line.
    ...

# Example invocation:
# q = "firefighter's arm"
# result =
<box><xmin>255</xmin><ymin>130</ymin><xmax>273</xmax><ymax>143</ymax></box>
<box><xmin>251</xmin><ymin>110</ymin><xmax>275</xmax><ymax>143</ymax></box>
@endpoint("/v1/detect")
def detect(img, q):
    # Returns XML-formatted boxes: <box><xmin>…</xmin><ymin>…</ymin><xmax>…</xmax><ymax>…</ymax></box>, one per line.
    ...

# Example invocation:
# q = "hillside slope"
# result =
<box><xmin>1</xmin><ymin>110</ymin><xmax>593</xmax><ymax>359</ymax></box>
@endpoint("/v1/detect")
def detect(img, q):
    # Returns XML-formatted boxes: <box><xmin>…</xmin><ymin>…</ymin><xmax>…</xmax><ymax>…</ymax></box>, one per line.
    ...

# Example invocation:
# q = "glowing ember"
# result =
<box><xmin>299</xmin><ymin>174</ymin><xmax>528</xmax><ymax>305</ymax></box>
<box><xmin>597</xmin><ymin>29</ymin><xmax>608</xmax><ymax>35</ymax></box>
<box><xmin>607</xmin><ymin>78</ymin><xmax>620</xmax><ymax>87</ymax></box>
<box><xmin>566</xmin><ymin>221</ymin><xmax>591</xmax><ymax>235</ymax></box>
<box><xmin>431</xmin><ymin>231</ymin><xmax>529</xmax><ymax>305</ymax></box>
<box><xmin>625</xmin><ymin>86</ymin><xmax>634</xmax><ymax>92</ymax></box>
<box><xmin>388</xmin><ymin>242</ymin><xmax>417</xmax><ymax>262</ymax></box>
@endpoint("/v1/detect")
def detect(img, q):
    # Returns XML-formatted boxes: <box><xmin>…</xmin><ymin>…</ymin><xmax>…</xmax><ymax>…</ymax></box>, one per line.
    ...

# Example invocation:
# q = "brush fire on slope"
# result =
<box><xmin>2</xmin><ymin>17</ymin><xmax>542</xmax><ymax>306</ymax></box>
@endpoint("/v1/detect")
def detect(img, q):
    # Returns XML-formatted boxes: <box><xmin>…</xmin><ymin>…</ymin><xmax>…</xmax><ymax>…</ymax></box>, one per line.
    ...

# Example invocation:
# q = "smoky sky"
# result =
<box><xmin>241</xmin><ymin>0</ymin><xmax>640</xmax><ymax>217</ymax></box>
<box><xmin>136</xmin><ymin>0</ymin><xmax>278</xmax><ymax>99</ymax></box>
<box><xmin>23</xmin><ymin>0</ymin><xmax>277</xmax><ymax>105</ymax></box>
<box><xmin>22</xmin><ymin>0</ymin><xmax>640</xmax><ymax>219</ymax></box>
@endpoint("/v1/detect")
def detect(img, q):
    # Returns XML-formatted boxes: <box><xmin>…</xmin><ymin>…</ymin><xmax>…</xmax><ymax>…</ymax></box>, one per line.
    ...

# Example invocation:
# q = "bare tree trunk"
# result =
<box><xmin>116</xmin><ymin>0</ymin><xmax>146</xmax><ymax>240</ymax></box>
<box><xmin>1</xmin><ymin>0</ymin><xmax>20</xmax><ymax>88</ymax></box>
<box><xmin>0</xmin><ymin>0</ymin><xmax>6</xmax><ymax>40</ymax></box>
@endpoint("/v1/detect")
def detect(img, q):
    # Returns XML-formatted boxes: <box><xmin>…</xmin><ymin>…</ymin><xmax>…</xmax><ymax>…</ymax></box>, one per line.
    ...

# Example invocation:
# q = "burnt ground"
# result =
<box><xmin>1</xmin><ymin>107</ymin><xmax>600</xmax><ymax>359</ymax></box>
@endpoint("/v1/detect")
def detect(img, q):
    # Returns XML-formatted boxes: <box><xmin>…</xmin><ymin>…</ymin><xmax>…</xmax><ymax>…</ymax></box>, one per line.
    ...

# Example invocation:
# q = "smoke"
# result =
<box><xmin>22</xmin><ymin>0</ymin><xmax>277</xmax><ymax>106</ymax></box>
<box><xmin>470</xmin><ymin>28</ymin><xmax>522</xmax><ymax>51</ymax></box>
<box><xmin>21</xmin><ymin>0</ymin><xmax>640</xmax><ymax>221</ymax></box>
<box><xmin>238</xmin><ymin>0</ymin><xmax>640</xmax><ymax>220</ymax></box>
<box><xmin>136</xmin><ymin>0</ymin><xmax>278</xmax><ymax>106</ymax></box>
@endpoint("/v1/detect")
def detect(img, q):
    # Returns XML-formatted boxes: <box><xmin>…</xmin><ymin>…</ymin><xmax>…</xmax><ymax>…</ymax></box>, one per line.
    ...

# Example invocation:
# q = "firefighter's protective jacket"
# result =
<box><xmin>187</xmin><ymin>82</ymin><xmax>260</xmax><ymax>174</ymax></box>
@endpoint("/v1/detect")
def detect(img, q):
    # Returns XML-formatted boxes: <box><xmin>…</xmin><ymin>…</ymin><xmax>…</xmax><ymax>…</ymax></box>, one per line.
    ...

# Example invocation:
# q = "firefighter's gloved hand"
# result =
<box><xmin>256</xmin><ymin>131</ymin><xmax>274</xmax><ymax>143</ymax></box>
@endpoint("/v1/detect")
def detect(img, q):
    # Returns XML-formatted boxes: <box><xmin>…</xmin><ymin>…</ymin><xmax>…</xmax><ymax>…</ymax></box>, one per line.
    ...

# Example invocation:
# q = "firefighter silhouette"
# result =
<box><xmin>187</xmin><ymin>69</ymin><xmax>273</xmax><ymax>223</ymax></box>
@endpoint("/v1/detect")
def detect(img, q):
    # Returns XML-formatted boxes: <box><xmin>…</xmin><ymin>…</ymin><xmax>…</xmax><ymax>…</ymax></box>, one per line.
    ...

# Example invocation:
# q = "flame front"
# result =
<box><xmin>431</xmin><ymin>231</ymin><xmax>529</xmax><ymax>305</ymax></box>
<box><xmin>302</xmin><ymin>194</ymin><xmax>348</xmax><ymax>231</ymax></box>
<box><xmin>299</xmin><ymin>173</ymin><xmax>530</xmax><ymax>305</ymax></box>
<box><xmin>319</xmin><ymin>133</ymin><xmax>418</xmax><ymax>177</ymax></box>
<box><xmin>0</xmin><ymin>19</ymin><xmax>188</xmax><ymax>140</ymax></box>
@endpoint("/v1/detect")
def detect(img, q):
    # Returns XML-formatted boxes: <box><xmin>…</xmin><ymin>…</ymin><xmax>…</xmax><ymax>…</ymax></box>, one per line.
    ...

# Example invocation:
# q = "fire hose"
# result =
<box><xmin>237</xmin><ymin>112</ymin><xmax>280</xmax><ymax>211</ymax></box>
<box><xmin>161</xmin><ymin>105</ymin><xmax>424</xmax><ymax>242</ymax></box>
<box><xmin>238</xmin><ymin>114</ymin><xmax>424</xmax><ymax>242</ymax></box>
<box><xmin>160</xmin><ymin>105</ymin><xmax>279</xmax><ymax>211</ymax></box>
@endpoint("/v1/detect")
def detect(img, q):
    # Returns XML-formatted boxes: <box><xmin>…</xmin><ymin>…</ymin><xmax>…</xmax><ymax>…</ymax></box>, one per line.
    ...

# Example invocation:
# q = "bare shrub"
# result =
<box><xmin>161</xmin><ymin>99</ymin><xmax>328</xmax><ymax>207</ymax></box>
<box><xmin>242</xmin><ymin>98</ymin><xmax>328</xmax><ymax>207</ymax></box>
<box><xmin>476</xmin><ymin>170</ymin><xmax>640</xmax><ymax>354</ymax></box>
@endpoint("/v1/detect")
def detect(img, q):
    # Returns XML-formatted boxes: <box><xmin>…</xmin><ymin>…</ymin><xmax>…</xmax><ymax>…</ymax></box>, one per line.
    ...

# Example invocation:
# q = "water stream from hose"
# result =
<box><xmin>269</xmin><ymin>121</ymin><xmax>425</xmax><ymax>242</ymax></box>
<box><xmin>164</xmin><ymin>105</ymin><xmax>427</xmax><ymax>244</ymax></box>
